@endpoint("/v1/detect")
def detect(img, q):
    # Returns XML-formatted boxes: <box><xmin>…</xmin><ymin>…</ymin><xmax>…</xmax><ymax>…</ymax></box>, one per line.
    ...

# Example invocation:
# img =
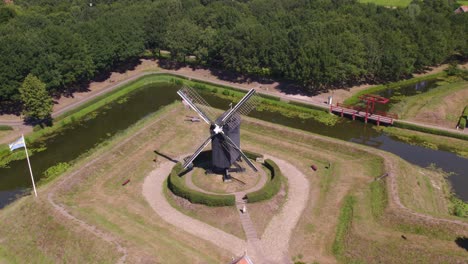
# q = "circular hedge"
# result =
<box><xmin>167</xmin><ymin>163</ymin><xmax>235</xmax><ymax>206</ymax></box>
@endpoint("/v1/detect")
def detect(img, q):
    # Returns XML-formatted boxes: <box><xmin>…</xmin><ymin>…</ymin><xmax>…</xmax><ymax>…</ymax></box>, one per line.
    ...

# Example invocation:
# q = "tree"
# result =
<box><xmin>19</xmin><ymin>74</ymin><xmax>53</xmax><ymax>124</ymax></box>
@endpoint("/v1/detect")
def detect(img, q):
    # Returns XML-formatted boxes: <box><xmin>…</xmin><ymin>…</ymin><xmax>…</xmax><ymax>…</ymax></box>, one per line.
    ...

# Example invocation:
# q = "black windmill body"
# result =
<box><xmin>177</xmin><ymin>86</ymin><xmax>260</xmax><ymax>180</ymax></box>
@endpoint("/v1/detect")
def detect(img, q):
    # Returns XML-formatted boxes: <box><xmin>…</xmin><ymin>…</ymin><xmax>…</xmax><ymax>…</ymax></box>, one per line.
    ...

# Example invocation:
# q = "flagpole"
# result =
<box><xmin>22</xmin><ymin>134</ymin><xmax>37</xmax><ymax>197</ymax></box>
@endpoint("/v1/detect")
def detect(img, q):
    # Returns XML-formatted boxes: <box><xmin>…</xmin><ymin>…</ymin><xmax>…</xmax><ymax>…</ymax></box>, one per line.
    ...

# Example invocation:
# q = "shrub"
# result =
<box><xmin>463</xmin><ymin>106</ymin><xmax>468</xmax><ymax>117</ymax></box>
<box><xmin>0</xmin><ymin>125</ymin><xmax>13</xmax><ymax>131</ymax></box>
<box><xmin>39</xmin><ymin>162</ymin><xmax>70</xmax><ymax>185</ymax></box>
<box><xmin>193</xmin><ymin>83</ymin><xmax>208</xmax><ymax>91</ymax></box>
<box><xmin>167</xmin><ymin>163</ymin><xmax>235</xmax><ymax>206</ymax></box>
<box><xmin>450</xmin><ymin>196</ymin><xmax>468</xmax><ymax>218</ymax></box>
<box><xmin>247</xmin><ymin>159</ymin><xmax>283</xmax><ymax>203</ymax></box>
<box><xmin>459</xmin><ymin>117</ymin><xmax>466</xmax><ymax>130</ymax></box>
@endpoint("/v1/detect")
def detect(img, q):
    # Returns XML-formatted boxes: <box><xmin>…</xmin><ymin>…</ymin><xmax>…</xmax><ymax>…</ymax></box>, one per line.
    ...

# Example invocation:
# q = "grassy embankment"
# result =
<box><xmin>0</xmin><ymin>75</ymin><xmax>466</xmax><ymax>262</ymax></box>
<box><xmin>391</xmin><ymin>80</ymin><xmax>468</xmax><ymax>126</ymax></box>
<box><xmin>0</xmin><ymin>74</ymin><xmax>175</xmax><ymax>167</ymax></box>
<box><xmin>0</xmin><ymin>73</ymin><xmax>337</xmax><ymax>168</ymax></box>
<box><xmin>343</xmin><ymin>73</ymin><xmax>468</xmax><ymax>156</ymax></box>
<box><xmin>344</xmin><ymin>73</ymin><xmax>445</xmax><ymax>106</ymax></box>
<box><xmin>240</xmin><ymin>118</ymin><xmax>467</xmax><ymax>263</ymax></box>
<box><xmin>168</xmin><ymin>77</ymin><xmax>338</xmax><ymax>126</ymax></box>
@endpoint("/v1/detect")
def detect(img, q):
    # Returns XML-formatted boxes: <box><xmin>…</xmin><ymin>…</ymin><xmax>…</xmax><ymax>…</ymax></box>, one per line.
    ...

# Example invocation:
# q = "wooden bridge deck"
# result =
<box><xmin>330</xmin><ymin>104</ymin><xmax>396</xmax><ymax>125</ymax></box>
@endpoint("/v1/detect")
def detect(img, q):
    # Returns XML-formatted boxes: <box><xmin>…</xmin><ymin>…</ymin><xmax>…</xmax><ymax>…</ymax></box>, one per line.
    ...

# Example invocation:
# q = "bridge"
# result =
<box><xmin>330</xmin><ymin>103</ymin><xmax>398</xmax><ymax>125</ymax></box>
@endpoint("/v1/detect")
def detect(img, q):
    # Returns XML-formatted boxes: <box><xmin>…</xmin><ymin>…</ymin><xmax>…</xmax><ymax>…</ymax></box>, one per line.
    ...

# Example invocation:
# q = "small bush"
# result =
<box><xmin>0</xmin><ymin>125</ymin><xmax>13</xmax><ymax>131</ymax></box>
<box><xmin>463</xmin><ymin>106</ymin><xmax>468</xmax><ymax>117</ymax></box>
<box><xmin>450</xmin><ymin>195</ymin><xmax>468</xmax><ymax>218</ymax></box>
<box><xmin>39</xmin><ymin>162</ymin><xmax>70</xmax><ymax>185</ymax></box>
<box><xmin>193</xmin><ymin>83</ymin><xmax>208</xmax><ymax>91</ymax></box>
<box><xmin>459</xmin><ymin>117</ymin><xmax>466</xmax><ymax>129</ymax></box>
<box><xmin>247</xmin><ymin>159</ymin><xmax>283</xmax><ymax>203</ymax></box>
<box><xmin>167</xmin><ymin>163</ymin><xmax>235</xmax><ymax>206</ymax></box>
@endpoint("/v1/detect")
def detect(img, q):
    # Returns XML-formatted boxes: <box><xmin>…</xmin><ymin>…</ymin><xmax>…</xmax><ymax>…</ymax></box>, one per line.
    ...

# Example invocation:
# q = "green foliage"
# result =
<box><xmin>332</xmin><ymin>195</ymin><xmax>356</xmax><ymax>258</ymax></box>
<box><xmin>449</xmin><ymin>195</ymin><xmax>468</xmax><ymax>218</ymax></box>
<box><xmin>0</xmin><ymin>125</ymin><xmax>13</xmax><ymax>131</ymax></box>
<box><xmin>247</xmin><ymin>159</ymin><xmax>283</xmax><ymax>203</ymax></box>
<box><xmin>243</xmin><ymin>150</ymin><xmax>263</xmax><ymax>160</ymax></box>
<box><xmin>39</xmin><ymin>162</ymin><xmax>70</xmax><ymax>185</ymax></box>
<box><xmin>167</xmin><ymin>163</ymin><xmax>235</xmax><ymax>206</ymax></box>
<box><xmin>463</xmin><ymin>106</ymin><xmax>468</xmax><ymax>117</ymax></box>
<box><xmin>459</xmin><ymin>117</ymin><xmax>466</xmax><ymax>129</ymax></box>
<box><xmin>393</xmin><ymin>121</ymin><xmax>468</xmax><ymax>141</ymax></box>
<box><xmin>0</xmin><ymin>6</ymin><xmax>16</xmax><ymax>24</ymax></box>
<box><xmin>1</xmin><ymin>0</ymin><xmax>467</xmax><ymax>112</ymax></box>
<box><xmin>19</xmin><ymin>74</ymin><xmax>53</xmax><ymax>123</ymax></box>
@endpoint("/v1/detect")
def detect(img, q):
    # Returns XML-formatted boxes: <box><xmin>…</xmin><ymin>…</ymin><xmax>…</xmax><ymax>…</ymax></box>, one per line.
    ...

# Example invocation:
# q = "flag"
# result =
<box><xmin>9</xmin><ymin>136</ymin><xmax>25</xmax><ymax>151</ymax></box>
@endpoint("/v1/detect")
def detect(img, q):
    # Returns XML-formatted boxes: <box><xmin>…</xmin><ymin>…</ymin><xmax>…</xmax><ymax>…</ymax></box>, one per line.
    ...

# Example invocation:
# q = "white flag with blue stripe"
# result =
<box><xmin>9</xmin><ymin>136</ymin><xmax>26</xmax><ymax>151</ymax></box>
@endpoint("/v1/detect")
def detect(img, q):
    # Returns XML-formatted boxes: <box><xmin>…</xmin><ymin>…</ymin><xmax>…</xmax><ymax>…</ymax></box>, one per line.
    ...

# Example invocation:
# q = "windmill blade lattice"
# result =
<box><xmin>178</xmin><ymin>86</ymin><xmax>218</xmax><ymax>123</ymax></box>
<box><xmin>222</xmin><ymin>89</ymin><xmax>262</xmax><ymax>127</ymax></box>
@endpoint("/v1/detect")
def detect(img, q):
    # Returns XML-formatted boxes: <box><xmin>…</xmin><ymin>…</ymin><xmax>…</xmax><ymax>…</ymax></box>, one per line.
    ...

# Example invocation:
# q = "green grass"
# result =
<box><xmin>390</xmin><ymin>80</ymin><xmax>467</xmax><ymax>120</ymax></box>
<box><xmin>358</xmin><ymin>0</ymin><xmax>411</xmax><ymax>7</ymax></box>
<box><xmin>332</xmin><ymin>195</ymin><xmax>356</xmax><ymax>258</ymax></box>
<box><xmin>458</xmin><ymin>1</ymin><xmax>468</xmax><ymax>5</ymax></box>
<box><xmin>369</xmin><ymin>180</ymin><xmax>388</xmax><ymax>219</ymax></box>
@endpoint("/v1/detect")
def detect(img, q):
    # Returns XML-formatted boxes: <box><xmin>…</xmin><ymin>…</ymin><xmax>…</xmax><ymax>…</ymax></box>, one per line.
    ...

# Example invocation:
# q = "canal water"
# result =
<box><xmin>358</xmin><ymin>79</ymin><xmax>439</xmax><ymax>113</ymax></box>
<box><xmin>0</xmin><ymin>81</ymin><xmax>466</xmax><ymax>208</ymax></box>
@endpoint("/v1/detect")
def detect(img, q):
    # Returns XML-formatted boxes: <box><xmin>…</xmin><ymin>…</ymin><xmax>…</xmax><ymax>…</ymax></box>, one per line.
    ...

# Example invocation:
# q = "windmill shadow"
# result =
<box><xmin>177</xmin><ymin>150</ymin><xmax>212</xmax><ymax>177</ymax></box>
<box><xmin>455</xmin><ymin>237</ymin><xmax>468</xmax><ymax>251</ymax></box>
<box><xmin>153</xmin><ymin>150</ymin><xmax>178</xmax><ymax>163</ymax></box>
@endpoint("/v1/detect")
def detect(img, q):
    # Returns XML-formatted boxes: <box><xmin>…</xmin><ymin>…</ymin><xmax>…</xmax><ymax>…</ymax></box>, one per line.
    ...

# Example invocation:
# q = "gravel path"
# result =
<box><xmin>142</xmin><ymin>161</ymin><xmax>246</xmax><ymax>256</ymax></box>
<box><xmin>260</xmin><ymin>155</ymin><xmax>310</xmax><ymax>263</ymax></box>
<box><xmin>143</xmin><ymin>155</ymin><xmax>310</xmax><ymax>263</ymax></box>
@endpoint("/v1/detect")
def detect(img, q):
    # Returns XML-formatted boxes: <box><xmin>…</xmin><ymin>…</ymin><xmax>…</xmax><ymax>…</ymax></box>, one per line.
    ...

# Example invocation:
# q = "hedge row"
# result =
<box><xmin>247</xmin><ymin>159</ymin><xmax>283</xmax><ymax>203</ymax></box>
<box><xmin>243</xmin><ymin>150</ymin><xmax>263</xmax><ymax>160</ymax></box>
<box><xmin>459</xmin><ymin>106</ymin><xmax>468</xmax><ymax>130</ymax></box>
<box><xmin>459</xmin><ymin>117</ymin><xmax>466</xmax><ymax>130</ymax></box>
<box><xmin>167</xmin><ymin>163</ymin><xmax>235</xmax><ymax>206</ymax></box>
<box><xmin>393</xmin><ymin>120</ymin><xmax>468</xmax><ymax>141</ymax></box>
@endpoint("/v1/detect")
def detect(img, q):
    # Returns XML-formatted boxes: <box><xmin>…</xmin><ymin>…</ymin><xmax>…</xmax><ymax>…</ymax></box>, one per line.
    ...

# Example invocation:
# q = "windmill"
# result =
<box><xmin>177</xmin><ymin>86</ymin><xmax>261</xmax><ymax>181</ymax></box>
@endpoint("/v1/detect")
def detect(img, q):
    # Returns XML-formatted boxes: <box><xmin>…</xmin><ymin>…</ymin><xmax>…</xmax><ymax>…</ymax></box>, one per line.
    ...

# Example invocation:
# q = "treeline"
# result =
<box><xmin>1</xmin><ymin>0</ymin><xmax>467</xmax><ymax>110</ymax></box>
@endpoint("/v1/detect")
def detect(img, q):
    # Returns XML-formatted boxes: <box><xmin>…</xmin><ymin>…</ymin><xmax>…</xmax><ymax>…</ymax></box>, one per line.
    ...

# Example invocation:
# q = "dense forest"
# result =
<box><xmin>0</xmin><ymin>0</ymin><xmax>467</xmax><ymax>112</ymax></box>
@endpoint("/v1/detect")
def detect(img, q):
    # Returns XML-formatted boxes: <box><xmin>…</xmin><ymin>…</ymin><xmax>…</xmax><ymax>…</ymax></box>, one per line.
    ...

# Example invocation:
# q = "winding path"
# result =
<box><xmin>142</xmin><ymin>155</ymin><xmax>310</xmax><ymax>263</ymax></box>
<box><xmin>142</xmin><ymin>161</ymin><xmax>246</xmax><ymax>256</ymax></box>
